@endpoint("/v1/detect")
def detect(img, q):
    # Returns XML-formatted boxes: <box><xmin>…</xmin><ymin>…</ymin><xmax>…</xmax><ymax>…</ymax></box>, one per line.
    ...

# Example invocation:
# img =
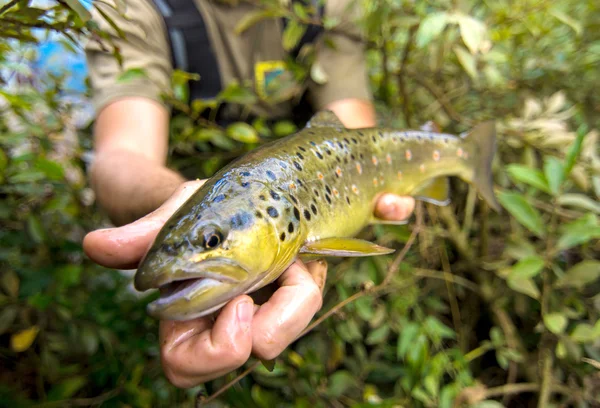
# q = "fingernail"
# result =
<box><xmin>237</xmin><ymin>301</ymin><xmax>253</xmax><ymax>331</ymax></box>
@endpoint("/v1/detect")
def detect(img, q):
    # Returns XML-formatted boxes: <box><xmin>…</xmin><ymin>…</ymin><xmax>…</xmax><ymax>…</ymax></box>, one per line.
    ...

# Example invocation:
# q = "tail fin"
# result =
<box><xmin>462</xmin><ymin>122</ymin><xmax>501</xmax><ymax>212</ymax></box>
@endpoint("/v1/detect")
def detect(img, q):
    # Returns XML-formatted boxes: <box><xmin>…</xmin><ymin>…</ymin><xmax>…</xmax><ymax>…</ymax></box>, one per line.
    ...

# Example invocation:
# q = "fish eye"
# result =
<box><xmin>203</xmin><ymin>229</ymin><xmax>223</xmax><ymax>249</ymax></box>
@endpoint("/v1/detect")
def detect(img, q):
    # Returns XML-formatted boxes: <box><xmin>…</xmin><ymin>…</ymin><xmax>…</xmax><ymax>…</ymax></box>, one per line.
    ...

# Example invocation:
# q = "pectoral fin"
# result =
<box><xmin>300</xmin><ymin>238</ymin><xmax>395</xmax><ymax>257</ymax></box>
<box><xmin>414</xmin><ymin>177</ymin><xmax>451</xmax><ymax>206</ymax></box>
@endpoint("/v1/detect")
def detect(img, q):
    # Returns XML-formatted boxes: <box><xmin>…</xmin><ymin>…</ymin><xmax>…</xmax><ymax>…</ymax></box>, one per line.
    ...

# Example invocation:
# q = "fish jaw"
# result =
<box><xmin>148</xmin><ymin>278</ymin><xmax>249</xmax><ymax>320</ymax></box>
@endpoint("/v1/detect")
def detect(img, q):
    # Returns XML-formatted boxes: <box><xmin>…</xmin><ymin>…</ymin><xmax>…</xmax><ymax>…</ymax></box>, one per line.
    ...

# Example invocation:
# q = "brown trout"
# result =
<box><xmin>135</xmin><ymin>112</ymin><xmax>499</xmax><ymax>320</ymax></box>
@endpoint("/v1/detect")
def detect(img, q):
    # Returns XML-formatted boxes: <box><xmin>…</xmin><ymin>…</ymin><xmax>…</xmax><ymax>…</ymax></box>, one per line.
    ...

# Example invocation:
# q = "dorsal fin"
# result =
<box><xmin>306</xmin><ymin>110</ymin><xmax>345</xmax><ymax>128</ymax></box>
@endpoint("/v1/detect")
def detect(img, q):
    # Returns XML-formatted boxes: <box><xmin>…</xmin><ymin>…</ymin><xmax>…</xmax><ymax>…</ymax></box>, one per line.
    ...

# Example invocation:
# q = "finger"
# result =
<box><xmin>160</xmin><ymin>295</ymin><xmax>254</xmax><ymax>388</ymax></box>
<box><xmin>251</xmin><ymin>261</ymin><xmax>324</xmax><ymax>361</ymax></box>
<box><xmin>374</xmin><ymin>194</ymin><xmax>415</xmax><ymax>221</ymax></box>
<box><xmin>305</xmin><ymin>259</ymin><xmax>328</xmax><ymax>293</ymax></box>
<box><xmin>83</xmin><ymin>180</ymin><xmax>204</xmax><ymax>269</ymax></box>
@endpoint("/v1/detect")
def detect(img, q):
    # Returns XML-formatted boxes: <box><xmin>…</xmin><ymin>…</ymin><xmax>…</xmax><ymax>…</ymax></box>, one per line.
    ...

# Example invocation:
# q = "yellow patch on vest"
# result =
<box><xmin>255</xmin><ymin>60</ymin><xmax>287</xmax><ymax>100</ymax></box>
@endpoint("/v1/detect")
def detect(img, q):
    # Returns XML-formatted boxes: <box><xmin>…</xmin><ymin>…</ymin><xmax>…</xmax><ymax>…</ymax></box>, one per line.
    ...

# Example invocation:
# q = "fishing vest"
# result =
<box><xmin>151</xmin><ymin>0</ymin><xmax>324</xmax><ymax>124</ymax></box>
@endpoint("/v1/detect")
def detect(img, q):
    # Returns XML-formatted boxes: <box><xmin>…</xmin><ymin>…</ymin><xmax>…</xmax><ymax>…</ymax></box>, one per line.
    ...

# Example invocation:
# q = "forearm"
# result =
<box><xmin>90</xmin><ymin>150</ymin><xmax>185</xmax><ymax>226</ymax></box>
<box><xmin>91</xmin><ymin>97</ymin><xmax>183</xmax><ymax>226</ymax></box>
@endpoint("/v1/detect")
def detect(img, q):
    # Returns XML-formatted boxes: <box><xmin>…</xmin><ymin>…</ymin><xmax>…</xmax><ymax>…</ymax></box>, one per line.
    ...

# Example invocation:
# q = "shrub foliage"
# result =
<box><xmin>0</xmin><ymin>0</ymin><xmax>599</xmax><ymax>407</ymax></box>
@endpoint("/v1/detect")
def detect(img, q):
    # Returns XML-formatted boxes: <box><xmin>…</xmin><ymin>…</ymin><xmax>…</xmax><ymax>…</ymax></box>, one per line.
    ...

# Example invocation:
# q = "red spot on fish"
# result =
<box><xmin>356</xmin><ymin>163</ymin><xmax>363</xmax><ymax>174</ymax></box>
<box><xmin>372</xmin><ymin>156</ymin><xmax>378</xmax><ymax>166</ymax></box>
<box><xmin>335</xmin><ymin>167</ymin><xmax>342</xmax><ymax>177</ymax></box>
<box><xmin>373</xmin><ymin>177</ymin><xmax>379</xmax><ymax>186</ymax></box>
<box><xmin>386</xmin><ymin>154</ymin><xmax>392</xmax><ymax>164</ymax></box>
<box><xmin>405</xmin><ymin>150</ymin><xmax>412</xmax><ymax>161</ymax></box>
<box><xmin>317</xmin><ymin>172</ymin><xmax>324</xmax><ymax>180</ymax></box>
<box><xmin>433</xmin><ymin>150</ymin><xmax>440</xmax><ymax>161</ymax></box>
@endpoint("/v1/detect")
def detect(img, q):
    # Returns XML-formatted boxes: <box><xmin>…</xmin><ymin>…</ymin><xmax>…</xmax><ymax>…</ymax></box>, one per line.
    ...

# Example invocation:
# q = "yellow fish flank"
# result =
<box><xmin>134</xmin><ymin>111</ymin><xmax>499</xmax><ymax>320</ymax></box>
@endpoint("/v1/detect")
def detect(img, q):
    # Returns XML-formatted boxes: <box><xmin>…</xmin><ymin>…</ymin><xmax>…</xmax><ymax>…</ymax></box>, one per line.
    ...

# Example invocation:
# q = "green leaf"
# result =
<box><xmin>454</xmin><ymin>46</ymin><xmax>477</xmax><ymax>79</ymax></box>
<box><xmin>282</xmin><ymin>19</ymin><xmax>307</xmax><ymax>51</ymax></box>
<box><xmin>563</xmin><ymin>124</ymin><xmax>587</xmax><ymax>177</ymax></box>
<box><xmin>63</xmin><ymin>0</ymin><xmax>91</xmax><ymax>22</ymax></box>
<box><xmin>35</xmin><ymin>158</ymin><xmax>64</xmax><ymax>180</ymax></box>
<box><xmin>117</xmin><ymin>68</ymin><xmax>148</xmax><ymax>83</ymax></box>
<box><xmin>47</xmin><ymin>376</ymin><xmax>87</xmax><ymax>401</ymax></box>
<box><xmin>27</xmin><ymin>215</ymin><xmax>45</xmax><ymax>244</ymax></box>
<box><xmin>219</xmin><ymin>83</ymin><xmax>257</xmax><ymax>105</ymax></box>
<box><xmin>235</xmin><ymin>10</ymin><xmax>280</xmax><ymax>34</ymax></box>
<box><xmin>293</xmin><ymin>2</ymin><xmax>309</xmax><ymax>20</ymax></box>
<box><xmin>416</xmin><ymin>12</ymin><xmax>448</xmax><ymax>48</ymax></box>
<box><xmin>0</xmin><ymin>305</ymin><xmax>18</xmax><ymax>335</ymax></box>
<box><xmin>497</xmin><ymin>192</ymin><xmax>545</xmax><ymax>237</ymax></box>
<box><xmin>474</xmin><ymin>402</ymin><xmax>505</xmax><ymax>408</ymax></box>
<box><xmin>0</xmin><ymin>270</ymin><xmax>19</xmax><ymax>298</ymax></box>
<box><xmin>557</xmin><ymin>214</ymin><xmax>600</xmax><ymax>250</ymax></box>
<box><xmin>555</xmin><ymin>261</ymin><xmax>600</xmax><ymax>290</ymax></box>
<box><xmin>55</xmin><ymin>265</ymin><xmax>83</xmax><ymax>287</ymax></box>
<box><xmin>456</xmin><ymin>14</ymin><xmax>486</xmax><ymax>54</ymax></box>
<box><xmin>507</xmin><ymin>256</ymin><xmax>545</xmax><ymax>280</ymax></box>
<box><xmin>550</xmin><ymin>8</ymin><xmax>583</xmax><ymax>36</ymax></box>
<box><xmin>507</xmin><ymin>277</ymin><xmax>540</xmax><ymax>300</ymax></box>
<box><xmin>424</xmin><ymin>316</ymin><xmax>456</xmax><ymax>342</ymax></box>
<box><xmin>226</xmin><ymin>123</ymin><xmax>260</xmax><ymax>144</ymax></box>
<box><xmin>397</xmin><ymin>322</ymin><xmax>419</xmax><ymax>360</ymax></box>
<box><xmin>366</xmin><ymin>324</ymin><xmax>390</xmax><ymax>345</ymax></box>
<box><xmin>543</xmin><ymin>156</ymin><xmax>564</xmax><ymax>195</ymax></box>
<box><xmin>326</xmin><ymin>371</ymin><xmax>356</xmax><ymax>398</ymax></box>
<box><xmin>570</xmin><ymin>323</ymin><xmax>596</xmax><ymax>343</ymax></box>
<box><xmin>557</xmin><ymin>194</ymin><xmax>600</xmax><ymax>214</ymax></box>
<box><xmin>544</xmin><ymin>312</ymin><xmax>568</xmax><ymax>334</ymax></box>
<box><xmin>273</xmin><ymin>121</ymin><xmax>297</xmax><ymax>137</ymax></box>
<box><xmin>506</xmin><ymin>165</ymin><xmax>550</xmax><ymax>193</ymax></box>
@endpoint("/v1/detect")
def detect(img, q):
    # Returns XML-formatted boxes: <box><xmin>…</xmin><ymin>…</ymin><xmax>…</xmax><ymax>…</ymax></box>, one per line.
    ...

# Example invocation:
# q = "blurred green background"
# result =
<box><xmin>0</xmin><ymin>0</ymin><xmax>599</xmax><ymax>407</ymax></box>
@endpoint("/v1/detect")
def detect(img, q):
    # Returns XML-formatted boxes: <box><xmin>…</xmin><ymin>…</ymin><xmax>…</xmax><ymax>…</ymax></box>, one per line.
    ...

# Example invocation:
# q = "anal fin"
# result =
<box><xmin>300</xmin><ymin>237</ymin><xmax>395</xmax><ymax>257</ymax></box>
<box><xmin>414</xmin><ymin>177</ymin><xmax>451</xmax><ymax>206</ymax></box>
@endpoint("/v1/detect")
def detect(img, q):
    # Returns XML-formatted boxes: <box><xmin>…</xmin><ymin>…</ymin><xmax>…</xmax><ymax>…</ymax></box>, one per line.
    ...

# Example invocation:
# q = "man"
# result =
<box><xmin>83</xmin><ymin>0</ymin><xmax>415</xmax><ymax>388</ymax></box>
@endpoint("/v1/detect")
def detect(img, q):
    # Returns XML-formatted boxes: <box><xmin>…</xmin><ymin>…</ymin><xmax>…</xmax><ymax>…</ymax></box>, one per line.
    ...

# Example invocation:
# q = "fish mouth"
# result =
<box><xmin>136</xmin><ymin>257</ymin><xmax>252</xmax><ymax>320</ymax></box>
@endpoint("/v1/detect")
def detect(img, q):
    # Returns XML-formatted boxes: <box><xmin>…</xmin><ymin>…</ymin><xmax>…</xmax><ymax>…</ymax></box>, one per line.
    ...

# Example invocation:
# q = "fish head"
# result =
<box><xmin>134</xmin><ymin>192</ymin><xmax>288</xmax><ymax>320</ymax></box>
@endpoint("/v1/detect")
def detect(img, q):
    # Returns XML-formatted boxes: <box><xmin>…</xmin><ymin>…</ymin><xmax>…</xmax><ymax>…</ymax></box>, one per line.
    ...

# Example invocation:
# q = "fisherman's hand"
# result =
<box><xmin>83</xmin><ymin>180</ymin><xmax>414</xmax><ymax>388</ymax></box>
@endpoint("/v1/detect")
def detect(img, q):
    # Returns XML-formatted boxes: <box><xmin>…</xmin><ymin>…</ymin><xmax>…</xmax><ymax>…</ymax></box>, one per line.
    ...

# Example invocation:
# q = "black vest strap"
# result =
<box><xmin>154</xmin><ymin>0</ymin><xmax>223</xmax><ymax>100</ymax></box>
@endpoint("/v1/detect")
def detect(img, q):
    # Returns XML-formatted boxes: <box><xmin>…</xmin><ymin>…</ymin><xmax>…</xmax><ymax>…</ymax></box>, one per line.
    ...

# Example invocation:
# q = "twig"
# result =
<box><xmin>197</xmin><ymin>204</ymin><xmax>424</xmax><ymax>406</ymax></box>
<box><xmin>397</xmin><ymin>26</ymin><xmax>417</xmax><ymax>127</ymax></box>
<box><xmin>33</xmin><ymin>388</ymin><xmax>121</xmax><ymax>408</ymax></box>
<box><xmin>439</xmin><ymin>245</ymin><xmax>463</xmax><ymax>351</ymax></box>
<box><xmin>0</xmin><ymin>0</ymin><xmax>18</xmax><ymax>15</ymax></box>
<box><xmin>402</xmin><ymin>70</ymin><xmax>472</xmax><ymax>125</ymax></box>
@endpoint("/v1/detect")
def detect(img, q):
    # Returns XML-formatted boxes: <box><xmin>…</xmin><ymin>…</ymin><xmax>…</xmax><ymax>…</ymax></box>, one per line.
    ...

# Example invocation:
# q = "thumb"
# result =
<box><xmin>83</xmin><ymin>180</ymin><xmax>204</xmax><ymax>269</ymax></box>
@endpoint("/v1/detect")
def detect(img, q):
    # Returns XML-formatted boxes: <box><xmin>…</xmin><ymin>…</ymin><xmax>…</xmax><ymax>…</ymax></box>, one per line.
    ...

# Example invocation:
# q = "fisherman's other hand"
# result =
<box><xmin>83</xmin><ymin>181</ymin><xmax>414</xmax><ymax>388</ymax></box>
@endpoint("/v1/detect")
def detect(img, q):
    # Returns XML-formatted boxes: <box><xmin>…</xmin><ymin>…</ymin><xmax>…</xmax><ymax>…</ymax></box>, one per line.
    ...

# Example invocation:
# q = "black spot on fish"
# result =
<box><xmin>325</xmin><ymin>149</ymin><xmax>332</xmax><ymax>155</ymax></box>
<box><xmin>241</xmin><ymin>171</ymin><xmax>250</xmax><ymax>176</ymax></box>
<box><xmin>304</xmin><ymin>209</ymin><xmax>311</xmax><ymax>221</ymax></box>
<box><xmin>267</xmin><ymin>207</ymin><xmax>279</xmax><ymax>218</ymax></box>
<box><xmin>259</xmin><ymin>194</ymin><xmax>266</xmax><ymax>201</ymax></box>
<box><xmin>351</xmin><ymin>154</ymin><xmax>355</xmax><ymax>160</ymax></box>
<box><xmin>213</xmin><ymin>194</ymin><xmax>226</xmax><ymax>203</ymax></box>
<box><xmin>346</xmin><ymin>196</ymin><xmax>351</xmax><ymax>205</ymax></box>
<box><xmin>270</xmin><ymin>190</ymin><xmax>280</xmax><ymax>200</ymax></box>
<box><xmin>266</xmin><ymin>170</ymin><xmax>276</xmax><ymax>181</ymax></box>
<box><xmin>372</xmin><ymin>135</ymin><xmax>376</xmax><ymax>142</ymax></box>
<box><xmin>288</xmin><ymin>223</ymin><xmax>294</xmax><ymax>233</ymax></box>
<box><xmin>336</xmin><ymin>157</ymin><xmax>341</xmax><ymax>163</ymax></box>
<box><xmin>296</xmin><ymin>178</ymin><xmax>303</xmax><ymax>187</ymax></box>
<box><xmin>297</xmin><ymin>152</ymin><xmax>304</xmax><ymax>160</ymax></box>
<box><xmin>195</xmin><ymin>215</ymin><xmax>202</xmax><ymax>221</ymax></box>
<box><xmin>352</xmin><ymin>138</ymin><xmax>358</xmax><ymax>144</ymax></box>
<box><xmin>313</xmin><ymin>189</ymin><xmax>320</xmax><ymax>197</ymax></box>
<box><xmin>299</xmin><ymin>146</ymin><xmax>306</xmax><ymax>152</ymax></box>
<box><xmin>316</xmin><ymin>151</ymin><xmax>323</xmax><ymax>159</ymax></box>
<box><xmin>231</xmin><ymin>212</ymin><xmax>252</xmax><ymax>230</ymax></box>
<box><xmin>280</xmin><ymin>232</ymin><xmax>286</xmax><ymax>241</ymax></box>
<box><xmin>309</xmin><ymin>141</ymin><xmax>316</xmax><ymax>146</ymax></box>
<box><xmin>359</xmin><ymin>153</ymin><xmax>364</xmax><ymax>159</ymax></box>
<box><xmin>325</xmin><ymin>194</ymin><xmax>332</xmax><ymax>204</ymax></box>
<box><xmin>344</xmin><ymin>157</ymin><xmax>349</xmax><ymax>164</ymax></box>
<box><xmin>417</xmin><ymin>135</ymin><xmax>422</xmax><ymax>140</ymax></box>
<box><xmin>358</xmin><ymin>131</ymin><xmax>364</xmax><ymax>137</ymax></box>
<box><xmin>294</xmin><ymin>161</ymin><xmax>302</xmax><ymax>171</ymax></box>
<box><xmin>379</xmin><ymin>131</ymin><xmax>384</xmax><ymax>138</ymax></box>
<box><xmin>311</xmin><ymin>204</ymin><xmax>317</xmax><ymax>215</ymax></box>
<box><xmin>290</xmin><ymin>195</ymin><xmax>298</xmax><ymax>204</ymax></box>
<box><xmin>255</xmin><ymin>211</ymin><xmax>263</xmax><ymax>218</ymax></box>
<box><xmin>337</xmin><ymin>141</ymin><xmax>343</xmax><ymax>149</ymax></box>
<box><xmin>293</xmin><ymin>207</ymin><xmax>301</xmax><ymax>220</ymax></box>
<box><xmin>344</xmin><ymin>138</ymin><xmax>350</xmax><ymax>144</ymax></box>
<box><xmin>241</xmin><ymin>182</ymin><xmax>250</xmax><ymax>188</ymax></box>
<box><xmin>325</xmin><ymin>185</ymin><xmax>332</xmax><ymax>195</ymax></box>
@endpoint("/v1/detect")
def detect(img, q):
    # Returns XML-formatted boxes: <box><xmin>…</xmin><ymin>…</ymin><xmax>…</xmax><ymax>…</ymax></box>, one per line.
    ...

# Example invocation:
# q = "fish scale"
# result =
<box><xmin>134</xmin><ymin>111</ymin><xmax>499</xmax><ymax>320</ymax></box>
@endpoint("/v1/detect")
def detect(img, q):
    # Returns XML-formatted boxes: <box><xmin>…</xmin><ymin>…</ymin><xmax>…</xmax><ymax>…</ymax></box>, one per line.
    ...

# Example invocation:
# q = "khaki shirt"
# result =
<box><xmin>85</xmin><ymin>0</ymin><xmax>371</xmax><ymax>120</ymax></box>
